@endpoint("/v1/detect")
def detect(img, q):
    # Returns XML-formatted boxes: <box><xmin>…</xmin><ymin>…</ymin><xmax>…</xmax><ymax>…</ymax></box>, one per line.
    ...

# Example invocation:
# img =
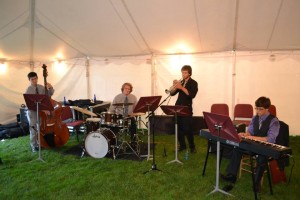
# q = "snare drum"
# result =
<box><xmin>84</xmin><ymin>128</ymin><xmax>117</xmax><ymax>158</ymax></box>
<box><xmin>116</xmin><ymin>117</ymin><xmax>131</xmax><ymax>128</ymax></box>
<box><xmin>86</xmin><ymin>118</ymin><xmax>101</xmax><ymax>133</ymax></box>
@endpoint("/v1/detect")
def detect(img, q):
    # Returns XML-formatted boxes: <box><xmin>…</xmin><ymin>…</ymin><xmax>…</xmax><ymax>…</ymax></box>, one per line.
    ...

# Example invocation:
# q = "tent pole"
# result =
<box><xmin>29</xmin><ymin>0</ymin><xmax>36</xmax><ymax>69</ymax></box>
<box><xmin>85</xmin><ymin>57</ymin><xmax>91</xmax><ymax>99</ymax></box>
<box><xmin>151</xmin><ymin>54</ymin><xmax>157</xmax><ymax>96</ymax></box>
<box><xmin>231</xmin><ymin>50</ymin><xmax>236</xmax><ymax>119</ymax></box>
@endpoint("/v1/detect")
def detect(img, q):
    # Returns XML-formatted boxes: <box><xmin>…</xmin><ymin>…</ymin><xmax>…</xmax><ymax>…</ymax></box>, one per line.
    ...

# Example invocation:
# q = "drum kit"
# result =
<box><xmin>76</xmin><ymin>103</ymin><xmax>145</xmax><ymax>159</ymax></box>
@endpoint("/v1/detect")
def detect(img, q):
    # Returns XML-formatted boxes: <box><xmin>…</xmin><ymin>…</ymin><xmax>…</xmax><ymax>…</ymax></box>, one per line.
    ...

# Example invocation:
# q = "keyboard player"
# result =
<box><xmin>221</xmin><ymin>96</ymin><xmax>280</xmax><ymax>192</ymax></box>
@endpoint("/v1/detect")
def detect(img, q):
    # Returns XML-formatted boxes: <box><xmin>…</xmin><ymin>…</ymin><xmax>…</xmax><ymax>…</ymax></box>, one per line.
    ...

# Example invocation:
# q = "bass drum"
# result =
<box><xmin>84</xmin><ymin>128</ymin><xmax>117</xmax><ymax>158</ymax></box>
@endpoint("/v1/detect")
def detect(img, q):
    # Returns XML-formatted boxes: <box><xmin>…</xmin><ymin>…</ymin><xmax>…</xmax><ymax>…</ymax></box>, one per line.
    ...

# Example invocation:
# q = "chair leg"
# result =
<box><xmin>75</xmin><ymin>127</ymin><xmax>79</xmax><ymax>142</ymax></box>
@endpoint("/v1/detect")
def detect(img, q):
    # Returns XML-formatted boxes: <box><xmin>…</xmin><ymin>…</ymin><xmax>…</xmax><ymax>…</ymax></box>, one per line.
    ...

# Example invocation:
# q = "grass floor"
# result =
<box><xmin>0</xmin><ymin>131</ymin><xmax>299</xmax><ymax>200</ymax></box>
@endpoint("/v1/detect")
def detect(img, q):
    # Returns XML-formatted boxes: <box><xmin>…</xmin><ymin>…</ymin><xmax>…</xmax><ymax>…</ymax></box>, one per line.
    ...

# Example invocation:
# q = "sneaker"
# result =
<box><xmin>221</xmin><ymin>174</ymin><xmax>237</xmax><ymax>183</ymax></box>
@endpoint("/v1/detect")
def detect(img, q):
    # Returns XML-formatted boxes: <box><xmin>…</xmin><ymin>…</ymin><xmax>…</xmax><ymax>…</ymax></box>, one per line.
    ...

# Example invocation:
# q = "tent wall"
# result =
<box><xmin>0</xmin><ymin>51</ymin><xmax>299</xmax><ymax>135</ymax></box>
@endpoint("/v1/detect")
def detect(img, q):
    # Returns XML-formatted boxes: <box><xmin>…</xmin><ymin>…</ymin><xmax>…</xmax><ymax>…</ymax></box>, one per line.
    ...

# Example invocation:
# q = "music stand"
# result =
<box><xmin>23</xmin><ymin>94</ymin><xmax>54</xmax><ymax>162</ymax></box>
<box><xmin>160</xmin><ymin>105</ymin><xmax>191</xmax><ymax>164</ymax></box>
<box><xmin>134</xmin><ymin>96</ymin><xmax>162</xmax><ymax>161</ymax></box>
<box><xmin>203</xmin><ymin>111</ymin><xmax>239</xmax><ymax>197</ymax></box>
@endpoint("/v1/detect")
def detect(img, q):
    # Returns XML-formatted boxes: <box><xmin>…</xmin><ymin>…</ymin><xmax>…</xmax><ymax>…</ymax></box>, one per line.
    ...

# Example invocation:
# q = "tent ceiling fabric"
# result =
<box><xmin>1</xmin><ymin>0</ymin><xmax>300</xmax><ymax>62</ymax></box>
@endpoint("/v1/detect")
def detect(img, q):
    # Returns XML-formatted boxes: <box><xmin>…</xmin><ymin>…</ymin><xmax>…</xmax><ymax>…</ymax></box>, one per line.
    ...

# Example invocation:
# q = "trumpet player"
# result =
<box><xmin>170</xmin><ymin>65</ymin><xmax>198</xmax><ymax>153</ymax></box>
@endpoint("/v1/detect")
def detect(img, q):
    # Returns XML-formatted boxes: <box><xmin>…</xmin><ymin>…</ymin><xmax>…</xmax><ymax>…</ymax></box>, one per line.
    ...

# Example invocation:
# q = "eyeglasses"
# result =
<box><xmin>255</xmin><ymin>107</ymin><xmax>265</xmax><ymax>111</ymax></box>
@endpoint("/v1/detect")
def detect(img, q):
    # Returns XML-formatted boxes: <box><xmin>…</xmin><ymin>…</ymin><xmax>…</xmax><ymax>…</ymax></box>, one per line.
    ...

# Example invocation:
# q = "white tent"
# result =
<box><xmin>0</xmin><ymin>0</ymin><xmax>300</xmax><ymax>135</ymax></box>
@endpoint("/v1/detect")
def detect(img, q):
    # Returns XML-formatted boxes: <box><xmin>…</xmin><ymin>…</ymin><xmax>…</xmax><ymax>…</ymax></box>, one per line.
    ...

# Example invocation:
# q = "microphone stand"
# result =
<box><xmin>143</xmin><ymin>94</ymin><xmax>173</xmax><ymax>173</ymax></box>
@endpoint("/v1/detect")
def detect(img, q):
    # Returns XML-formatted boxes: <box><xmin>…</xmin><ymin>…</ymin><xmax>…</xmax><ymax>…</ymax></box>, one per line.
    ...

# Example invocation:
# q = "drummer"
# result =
<box><xmin>108</xmin><ymin>82</ymin><xmax>137</xmax><ymax>142</ymax></box>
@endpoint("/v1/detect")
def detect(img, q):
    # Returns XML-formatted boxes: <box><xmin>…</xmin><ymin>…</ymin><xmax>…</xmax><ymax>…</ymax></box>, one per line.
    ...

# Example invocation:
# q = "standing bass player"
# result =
<box><xmin>25</xmin><ymin>71</ymin><xmax>54</xmax><ymax>152</ymax></box>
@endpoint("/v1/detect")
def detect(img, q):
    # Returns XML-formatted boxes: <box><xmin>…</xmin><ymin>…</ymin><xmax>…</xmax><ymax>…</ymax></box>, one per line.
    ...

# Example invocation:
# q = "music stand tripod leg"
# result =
<box><xmin>207</xmin><ymin>125</ymin><xmax>233</xmax><ymax>197</ymax></box>
<box><xmin>168</xmin><ymin>113</ymin><xmax>183</xmax><ymax>164</ymax></box>
<box><xmin>139</xmin><ymin>116</ymin><xmax>153</xmax><ymax>160</ymax></box>
<box><xmin>36</xmin><ymin>102</ymin><xmax>45</xmax><ymax>162</ymax></box>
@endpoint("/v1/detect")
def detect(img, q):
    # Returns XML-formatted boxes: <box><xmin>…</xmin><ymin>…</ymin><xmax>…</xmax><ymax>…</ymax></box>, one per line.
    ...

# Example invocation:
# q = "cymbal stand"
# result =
<box><xmin>115</xmin><ymin>105</ymin><xmax>140</xmax><ymax>159</ymax></box>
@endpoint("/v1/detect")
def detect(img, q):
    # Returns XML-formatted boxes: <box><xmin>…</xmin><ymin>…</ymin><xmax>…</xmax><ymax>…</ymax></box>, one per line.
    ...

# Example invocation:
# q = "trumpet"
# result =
<box><xmin>165</xmin><ymin>78</ymin><xmax>183</xmax><ymax>94</ymax></box>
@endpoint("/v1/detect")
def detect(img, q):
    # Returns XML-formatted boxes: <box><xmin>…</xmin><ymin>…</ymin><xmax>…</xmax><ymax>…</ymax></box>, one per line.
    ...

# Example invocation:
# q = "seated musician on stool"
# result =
<box><xmin>108</xmin><ymin>82</ymin><xmax>137</xmax><ymax>142</ymax></box>
<box><xmin>221</xmin><ymin>96</ymin><xmax>280</xmax><ymax>192</ymax></box>
<box><xmin>25</xmin><ymin>72</ymin><xmax>54</xmax><ymax>152</ymax></box>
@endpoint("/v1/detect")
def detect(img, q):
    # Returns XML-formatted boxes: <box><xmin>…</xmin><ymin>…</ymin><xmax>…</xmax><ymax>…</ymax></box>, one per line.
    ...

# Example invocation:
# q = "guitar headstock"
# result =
<box><xmin>42</xmin><ymin>64</ymin><xmax>48</xmax><ymax>78</ymax></box>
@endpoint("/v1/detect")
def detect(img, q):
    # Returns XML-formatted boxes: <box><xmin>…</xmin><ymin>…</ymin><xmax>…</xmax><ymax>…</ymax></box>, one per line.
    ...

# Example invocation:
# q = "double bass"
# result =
<box><xmin>39</xmin><ymin>64</ymin><xmax>69</xmax><ymax>148</ymax></box>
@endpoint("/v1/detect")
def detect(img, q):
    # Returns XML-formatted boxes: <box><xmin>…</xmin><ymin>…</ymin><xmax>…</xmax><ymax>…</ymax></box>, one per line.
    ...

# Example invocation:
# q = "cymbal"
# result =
<box><xmin>72</xmin><ymin>106</ymin><xmax>97</xmax><ymax>117</ymax></box>
<box><xmin>130</xmin><ymin>112</ymin><xmax>145</xmax><ymax>117</ymax></box>
<box><xmin>113</xmin><ymin>102</ymin><xmax>133</xmax><ymax>106</ymax></box>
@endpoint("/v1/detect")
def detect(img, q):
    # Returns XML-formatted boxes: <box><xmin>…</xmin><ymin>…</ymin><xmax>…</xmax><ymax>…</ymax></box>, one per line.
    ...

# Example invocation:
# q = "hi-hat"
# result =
<box><xmin>130</xmin><ymin>112</ymin><xmax>145</xmax><ymax>117</ymax></box>
<box><xmin>72</xmin><ymin>106</ymin><xmax>97</xmax><ymax>117</ymax></box>
<box><xmin>113</xmin><ymin>102</ymin><xmax>133</xmax><ymax>106</ymax></box>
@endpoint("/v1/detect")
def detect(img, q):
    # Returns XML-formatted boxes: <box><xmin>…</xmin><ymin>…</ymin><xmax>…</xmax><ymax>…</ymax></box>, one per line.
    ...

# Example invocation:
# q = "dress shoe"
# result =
<box><xmin>223</xmin><ymin>184</ymin><xmax>234</xmax><ymax>192</ymax></box>
<box><xmin>221</xmin><ymin>174</ymin><xmax>237</xmax><ymax>183</ymax></box>
<box><xmin>178</xmin><ymin>147</ymin><xmax>186</xmax><ymax>152</ymax></box>
<box><xmin>190</xmin><ymin>148</ymin><xmax>197</xmax><ymax>154</ymax></box>
<box><xmin>31</xmin><ymin>146</ymin><xmax>39</xmax><ymax>152</ymax></box>
<box><xmin>254</xmin><ymin>183</ymin><xmax>261</xmax><ymax>193</ymax></box>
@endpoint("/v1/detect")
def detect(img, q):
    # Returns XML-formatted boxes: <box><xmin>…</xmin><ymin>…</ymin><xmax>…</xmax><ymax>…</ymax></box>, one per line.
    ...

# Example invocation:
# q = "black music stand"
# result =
<box><xmin>134</xmin><ymin>96</ymin><xmax>162</xmax><ymax>173</ymax></box>
<box><xmin>203</xmin><ymin>112</ymin><xmax>238</xmax><ymax>197</ymax></box>
<box><xmin>161</xmin><ymin>105</ymin><xmax>191</xmax><ymax>164</ymax></box>
<box><xmin>134</xmin><ymin>96</ymin><xmax>162</xmax><ymax>161</ymax></box>
<box><xmin>23</xmin><ymin>94</ymin><xmax>53</xmax><ymax>162</ymax></box>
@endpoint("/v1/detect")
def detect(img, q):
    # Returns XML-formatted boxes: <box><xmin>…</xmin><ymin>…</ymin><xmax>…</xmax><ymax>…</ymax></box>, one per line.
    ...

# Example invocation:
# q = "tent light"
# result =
<box><xmin>0</xmin><ymin>58</ymin><xmax>6</xmax><ymax>64</ymax></box>
<box><xmin>269</xmin><ymin>54</ymin><xmax>276</xmax><ymax>62</ymax></box>
<box><xmin>0</xmin><ymin>62</ymin><xmax>7</xmax><ymax>74</ymax></box>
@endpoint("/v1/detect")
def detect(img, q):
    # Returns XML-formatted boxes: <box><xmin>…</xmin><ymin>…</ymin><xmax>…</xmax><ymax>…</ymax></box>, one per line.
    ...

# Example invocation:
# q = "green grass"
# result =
<box><xmin>0</xmin><ymin>132</ymin><xmax>299</xmax><ymax>200</ymax></box>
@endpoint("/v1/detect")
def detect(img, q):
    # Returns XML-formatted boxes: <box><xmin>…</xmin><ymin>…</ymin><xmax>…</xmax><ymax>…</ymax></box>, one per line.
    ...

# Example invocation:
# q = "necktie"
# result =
<box><xmin>259</xmin><ymin>118</ymin><xmax>263</xmax><ymax>129</ymax></box>
<box><xmin>36</xmin><ymin>87</ymin><xmax>39</xmax><ymax>94</ymax></box>
<box><xmin>124</xmin><ymin>96</ymin><xmax>128</xmax><ymax>117</ymax></box>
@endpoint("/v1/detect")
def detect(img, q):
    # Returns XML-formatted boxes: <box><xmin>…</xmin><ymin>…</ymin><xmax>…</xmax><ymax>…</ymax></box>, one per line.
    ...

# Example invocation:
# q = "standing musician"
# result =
<box><xmin>221</xmin><ymin>96</ymin><xmax>280</xmax><ymax>192</ymax></box>
<box><xmin>108</xmin><ymin>82</ymin><xmax>138</xmax><ymax>142</ymax></box>
<box><xmin>170</xmin><ymin>65</ymin><xmax>198</xmax><ymax>153</ymax></box>
<box><xmin>25</xmin><ymin>72</ymin><xmax>54</xmax><ymax>152</ymax></box>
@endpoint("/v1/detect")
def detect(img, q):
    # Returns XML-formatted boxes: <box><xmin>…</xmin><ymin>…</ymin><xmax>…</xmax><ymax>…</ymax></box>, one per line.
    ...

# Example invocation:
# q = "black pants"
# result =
<box><xmin>177</xmin><ymin>115</ymin><xmax>195</xmax><ymax>150</ymax></box>
<box><xmin>226</xmin><ymin>149</ymin><xmax>268</xmax><ymax>185</ymax></box>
